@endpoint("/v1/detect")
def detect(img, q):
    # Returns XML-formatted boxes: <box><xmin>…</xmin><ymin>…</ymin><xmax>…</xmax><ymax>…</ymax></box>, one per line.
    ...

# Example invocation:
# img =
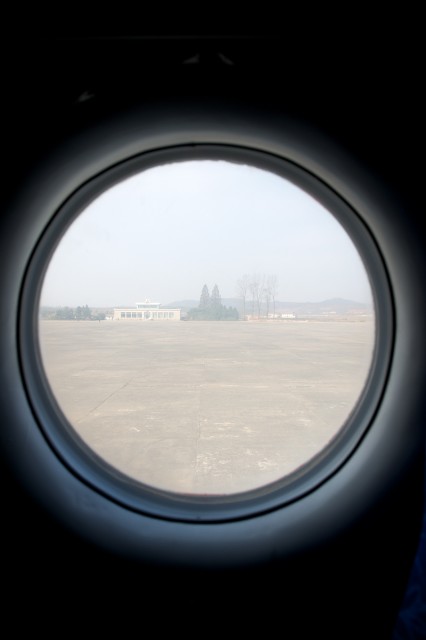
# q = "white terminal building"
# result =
<box><xmin>113</xmin><ymin>300</ymin><xmax>181</xmax><ymax>321</ymax></box>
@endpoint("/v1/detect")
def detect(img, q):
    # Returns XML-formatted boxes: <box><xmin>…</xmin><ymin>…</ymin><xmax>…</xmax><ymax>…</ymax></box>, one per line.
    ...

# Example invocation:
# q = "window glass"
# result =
<box><xmin>38</xmin><ymin>160</ymin><xmax>375</xmax><ymax>495</ymax></box>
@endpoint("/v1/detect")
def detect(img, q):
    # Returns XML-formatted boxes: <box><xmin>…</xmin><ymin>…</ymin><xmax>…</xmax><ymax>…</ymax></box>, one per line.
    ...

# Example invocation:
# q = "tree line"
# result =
<box><xmin>41</xmin><ymin>305</ymin><xmax>106</xmax><ymax>321</ymax></box>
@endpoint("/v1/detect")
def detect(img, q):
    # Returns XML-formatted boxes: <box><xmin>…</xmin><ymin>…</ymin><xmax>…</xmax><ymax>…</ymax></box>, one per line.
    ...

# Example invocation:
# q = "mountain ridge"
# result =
<box><xmin>165</xmin><ymin>296</ymin><xmax>373</xmax><ymax>315</ymax></box>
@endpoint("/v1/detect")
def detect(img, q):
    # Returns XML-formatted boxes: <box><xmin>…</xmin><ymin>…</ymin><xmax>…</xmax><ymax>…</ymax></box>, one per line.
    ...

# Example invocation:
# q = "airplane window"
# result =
<box><xmin>32</xmin><ymin>152</ymin><xmax>378</xmax><ymax>499</ymax></box>
<box><xmin>3</xmin><ymin>36</ymin><xmax>422</xmax><ymax>640</ymax></box>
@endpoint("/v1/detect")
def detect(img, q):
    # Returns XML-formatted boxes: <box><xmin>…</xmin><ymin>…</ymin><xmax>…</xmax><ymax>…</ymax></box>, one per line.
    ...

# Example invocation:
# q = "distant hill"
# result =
<box><xmin>165</xmin><ymin>300</ymin><xmax>200</xmax><ymax>310</ymax></box>
<box><xmin>166</xmin><ymin>297</ymin><xmax>373</xmax><ymax>316</ymax></box>
<box><xmin>272</xmin><ymin>298</ymin><xmax>373</xmax><ymax>316</ymax></box>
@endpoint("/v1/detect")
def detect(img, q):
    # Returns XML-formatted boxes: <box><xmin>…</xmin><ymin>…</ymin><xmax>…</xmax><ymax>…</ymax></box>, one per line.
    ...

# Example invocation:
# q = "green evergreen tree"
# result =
<box><xmin>199</xmin><ymin>284</ymin><xmax>210</xmax><ymax>310</ymax></box>
<box><xmin>210</xmin><ymin>284</ymin><xmax>222</xmax><ymax>319</ymax></box>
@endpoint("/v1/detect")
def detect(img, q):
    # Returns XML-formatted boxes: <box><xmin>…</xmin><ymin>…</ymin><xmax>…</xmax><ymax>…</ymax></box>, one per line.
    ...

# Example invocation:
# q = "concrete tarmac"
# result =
<box><xmin>38</xmin><ymin>318</ymin><xmax>375</xmax><ymax>495</ymax></box>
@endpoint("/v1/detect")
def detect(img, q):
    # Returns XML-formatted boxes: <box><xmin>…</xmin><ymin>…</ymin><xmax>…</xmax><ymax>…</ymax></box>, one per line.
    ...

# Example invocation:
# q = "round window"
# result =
<box><xmin>20</xmin><ymin>145</ymin><xmax>391</xmax><ymax>521</ymax></box>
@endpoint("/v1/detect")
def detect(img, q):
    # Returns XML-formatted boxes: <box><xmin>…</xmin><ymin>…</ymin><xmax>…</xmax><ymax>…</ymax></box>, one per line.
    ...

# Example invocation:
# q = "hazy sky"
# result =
<box><xmin>40</xmin><ymin>159</ymin><xmax>373</xmax><ymax>308</ymax></box>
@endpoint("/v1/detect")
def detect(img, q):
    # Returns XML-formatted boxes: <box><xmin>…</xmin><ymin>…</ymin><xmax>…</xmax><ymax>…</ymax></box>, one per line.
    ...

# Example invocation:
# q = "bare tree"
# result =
<box><xmin>263</xmin><ymin>283</ymin><xmax>272</xmax><ymax>318</ymax></box>
<box><xmin>237</xmin><ymin>274</ymin><xmax>250</xmax><ymax>320</ymax></box>
<box><xmin>248</xmin><ymin>273</ymin><xmax>265</xmax><ymax>318</ymax></box>
<box><xmin>248</xmin><ymin>275</ymin><xmax>259</xmax><ymax>318</ymax></box>
<box><xmin>239</xmin><ymin>273</ymin><xmax>278</xmax><ymax>319</ymax></box>
<box><xmin>267</xmin><ymin>275</ymin><xmax>279</xmax><ymax>318</ymax></box>
<box><xmin>257</xmin><ymin>274</ymin><xmax>267</xmax><ymax>318</ymax></box>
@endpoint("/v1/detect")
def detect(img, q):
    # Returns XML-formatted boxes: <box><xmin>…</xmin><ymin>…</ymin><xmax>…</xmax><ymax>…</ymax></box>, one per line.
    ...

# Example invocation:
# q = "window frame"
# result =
<box><xmin>1</xmin><ymin>98</ymin><xmax>423</xmax><ymax>567</ymax></box>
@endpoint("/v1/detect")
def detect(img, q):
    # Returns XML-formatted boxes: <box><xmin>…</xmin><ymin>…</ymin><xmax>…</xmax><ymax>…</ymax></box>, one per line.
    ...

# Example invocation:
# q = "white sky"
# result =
<box><xmin>40</xmin><ymin>159</ymin><xmax>374</xmax><ymax>308</ymax></box>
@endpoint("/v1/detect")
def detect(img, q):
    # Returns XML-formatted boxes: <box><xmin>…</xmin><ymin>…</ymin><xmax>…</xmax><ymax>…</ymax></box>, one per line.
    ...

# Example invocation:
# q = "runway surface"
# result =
<box><xmin>39</xmin><ymin>318</ymin><xmax>375</xmax><ymax>495</ymax></box>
